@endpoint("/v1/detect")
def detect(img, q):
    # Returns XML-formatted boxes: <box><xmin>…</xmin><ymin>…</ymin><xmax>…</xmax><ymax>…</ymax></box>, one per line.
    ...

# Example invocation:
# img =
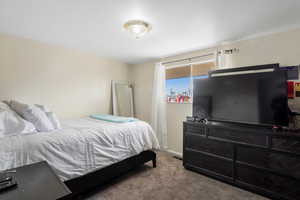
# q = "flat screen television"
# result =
<box><xmin>193</xmin><ymin>71</ymin><xmax>289</xmax><ymax>126</ymax></box>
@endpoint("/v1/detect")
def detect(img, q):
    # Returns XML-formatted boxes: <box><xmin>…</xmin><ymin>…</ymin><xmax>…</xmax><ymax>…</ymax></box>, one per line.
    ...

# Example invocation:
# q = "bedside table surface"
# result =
<box><xmin>0</xmin><ymin>161</ymin><xmax>71</xmax><ymax>200</ymax></box>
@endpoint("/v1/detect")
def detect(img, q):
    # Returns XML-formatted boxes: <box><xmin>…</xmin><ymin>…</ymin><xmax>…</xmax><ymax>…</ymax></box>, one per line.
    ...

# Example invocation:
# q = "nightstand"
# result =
<box><xmin>0</xmin><ymin>161</ymin><xmax>71</xmax><ymax>200</ymax></box>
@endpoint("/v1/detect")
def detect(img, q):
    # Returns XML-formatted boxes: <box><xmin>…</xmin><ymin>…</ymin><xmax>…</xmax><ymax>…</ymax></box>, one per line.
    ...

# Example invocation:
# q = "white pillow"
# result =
<box><xmin>0</xmin><ymin>101</ymin><xmax>11</xmax><ymax>110</ymax></box>
<box><xmin>46</xmin><ymin>112</ymin><xmax>61</xmax><ymax>129</ymax></box>
<box><xmin>10</xmin><ymin>100</ymin><xmax>55</xmax><ymax>132</ymax></box>
<box><xmin>35</xmin><ymin>104</ymin><xmax>61</xmax><ymax>129</ymax></box>
<box><xmin>35</xmin><ymin>104</ymin><xmax>50</xmax><ymax>113</ymax></box>
<box><xmin>0</xmin><ymin>102</ymin><xmax>37</xmax><ymax>137</ymax></box>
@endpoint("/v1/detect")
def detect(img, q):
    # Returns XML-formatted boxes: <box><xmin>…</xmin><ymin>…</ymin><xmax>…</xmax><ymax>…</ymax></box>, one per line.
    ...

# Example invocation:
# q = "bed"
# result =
<box><xmin>0</xmin><ymin>117</ymin><xmax>159</xmax><ymax>195</ymax></box>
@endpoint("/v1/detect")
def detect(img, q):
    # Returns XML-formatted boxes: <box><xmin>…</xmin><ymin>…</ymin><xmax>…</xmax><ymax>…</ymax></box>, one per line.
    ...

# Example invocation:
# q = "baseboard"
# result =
<box><xmin>166</xmin><ymin>149</ymin><xmax>182</xmax><ymax>158</ymax></box>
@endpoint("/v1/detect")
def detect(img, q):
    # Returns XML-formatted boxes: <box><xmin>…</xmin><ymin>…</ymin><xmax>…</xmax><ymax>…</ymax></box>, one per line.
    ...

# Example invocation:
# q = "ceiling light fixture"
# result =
<box><xmin>123</xmin><ymin>20</ymin><xmax>152</xmax><ymax>39</ymax></box>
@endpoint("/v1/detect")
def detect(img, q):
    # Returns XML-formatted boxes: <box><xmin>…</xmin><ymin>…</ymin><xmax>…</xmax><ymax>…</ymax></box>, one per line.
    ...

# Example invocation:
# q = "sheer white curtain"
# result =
<box><xmin>151</xmin><ymin>62</ymin><xmax>168</xmax><ymax>149</ymax></box>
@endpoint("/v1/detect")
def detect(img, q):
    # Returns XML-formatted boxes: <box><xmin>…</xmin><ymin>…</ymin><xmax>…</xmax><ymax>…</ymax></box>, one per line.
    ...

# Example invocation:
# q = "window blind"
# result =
<box><xmin>166</xmin><ymin>65</ymin><xmax>191</xmax><ymax>80</ymax></box>
<box><xmin>191</xmin><ymin>61</ymin><xmax>215</xmax><ymax>76</ymax></box>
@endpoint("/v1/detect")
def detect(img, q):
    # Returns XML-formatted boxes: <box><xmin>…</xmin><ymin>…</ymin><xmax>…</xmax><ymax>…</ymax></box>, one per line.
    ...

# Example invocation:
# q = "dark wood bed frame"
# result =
<box><xmin>64</xmin><ymin>150</ymin><xmax>156</xmax><ymax>197</ymax></box>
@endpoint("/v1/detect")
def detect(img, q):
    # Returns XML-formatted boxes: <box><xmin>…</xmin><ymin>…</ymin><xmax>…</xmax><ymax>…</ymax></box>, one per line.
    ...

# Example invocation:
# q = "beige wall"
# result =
<box><xmin>129</xmin><ymin>27</ymin><xmax>300</xmax><ymax>155</ymax></box>
<box><xmin>166</xmin><ymin>103</ymin><xmax>192</xmax><ymax>155</ymax></box>
<box><xmin>0</xmin><ymin>33</ymin><xmax>129</xmax><ymax>119</ymax></box>
<box><xmin>221</xmin><ymin>28</ymin><xmax>300</xmax><ymax>68</ymax></box>
<box><xmin>129</xmin><ymin>62</ymin><xmax>155</xmax><ymax>123</ymax></box>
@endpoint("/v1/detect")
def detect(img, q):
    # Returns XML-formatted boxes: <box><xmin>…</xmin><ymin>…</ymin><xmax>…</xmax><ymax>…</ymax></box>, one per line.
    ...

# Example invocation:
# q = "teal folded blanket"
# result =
<box><xmin>90</xmin><ymin>114</ymin><xmax>138</xmax><ymax>123</ymax></box>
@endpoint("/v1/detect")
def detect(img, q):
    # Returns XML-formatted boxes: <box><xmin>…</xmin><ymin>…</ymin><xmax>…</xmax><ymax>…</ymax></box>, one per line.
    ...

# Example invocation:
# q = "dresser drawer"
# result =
<box><xmin>236</xmin><ymin>164</ymin><xmax>300</xmax><ymax>199</ymax></box>
<box><xmin>184</xmin><ymin>150</ymin><xmax>233</xmax><ymax>178</ymax></box>
<box><xmin>208</xmin><ymin>126</ymin><xmax>267</xmax><ymax>146</ymax></box>
<box><xmin>272</xmin><ymin>137</ymin><xmax>300</xmax><ymax>154</ymax></box>
<box><xmin>184</xmin><ymin>123</ymin><xmax>206</xmax><ymax>136</ymax></box>
<box><xmin>236</xmin><ymin>145</ymin><xmax>300</xmax><ymax>179</ymax></box>
<box><xmin>185</xmin><ymin>135</ymin><xmax>233</xmax><ymax>159</ymax></box>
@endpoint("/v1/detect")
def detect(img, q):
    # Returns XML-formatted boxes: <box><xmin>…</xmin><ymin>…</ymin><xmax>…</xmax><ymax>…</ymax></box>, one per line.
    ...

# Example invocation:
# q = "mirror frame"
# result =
<box><xmin>112</xmin><ymin>80</ymin><xmax>134</xmax><ymax>117</ymax></box>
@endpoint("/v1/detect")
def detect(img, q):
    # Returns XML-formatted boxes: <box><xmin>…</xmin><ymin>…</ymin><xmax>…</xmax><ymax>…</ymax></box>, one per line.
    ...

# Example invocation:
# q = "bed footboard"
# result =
<box><xmin>65</xmin><ymin>150</ymin><xmax>156</xmax><ymax>196</ymax></box>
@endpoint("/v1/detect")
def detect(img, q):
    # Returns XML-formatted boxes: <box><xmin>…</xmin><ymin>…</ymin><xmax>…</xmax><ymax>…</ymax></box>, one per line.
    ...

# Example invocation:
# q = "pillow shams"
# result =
<box><xmin>35</xmin><ymin>104</ymin><xmax>61</xmax><ymax>129</ymax></box>
<box><xmin>10</xmin><ymin>100</ymin><xmax>54</xmax><ymax>132</ymax></box>
<box><xmin>0</xmin><ymin>101</ymin><xmax>11</xmax><ymax>110</ymax></box>
<box><xmin>46</xmin><ymin>112</ymin><xmax>61</xmax><ymax>129</ymax></box>
<box><xmin>0</xmin><ymin>102</ymin><xmax>36</xmax><ymax>137</ymax></box>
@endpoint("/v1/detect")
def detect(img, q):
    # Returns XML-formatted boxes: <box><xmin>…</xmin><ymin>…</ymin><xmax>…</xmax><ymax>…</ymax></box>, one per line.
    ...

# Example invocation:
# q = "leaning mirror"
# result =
<box><xmin>112</xmin><ymin>80</ymin><xmax>134</xmax><ymax>117</ymax></box>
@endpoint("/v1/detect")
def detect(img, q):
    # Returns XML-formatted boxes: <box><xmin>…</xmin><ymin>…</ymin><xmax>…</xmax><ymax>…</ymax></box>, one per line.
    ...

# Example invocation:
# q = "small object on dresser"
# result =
<box><xmin>195</xmin><ymin>118</ymin><xmax>208</xmax><ymax>123</ymax></box>
<box><xmin>186</xmin><ymin>116</ymin><xmax>196</xmax><ymax>122</ymax></box>
<box><xmin>0</xmin><ymin>173</ymin><xmax>17</xmax><ymax>192</ymax></box>
<box><xmin>186</xmin><ymin>116</ymin><xmax>207</xmax><ymax>123</ymax></box>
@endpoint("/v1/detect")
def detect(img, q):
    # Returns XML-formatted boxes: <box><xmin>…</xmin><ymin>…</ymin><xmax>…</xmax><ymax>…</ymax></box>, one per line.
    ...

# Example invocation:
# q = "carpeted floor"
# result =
<box><xmin>83</xmin><ymin>152</ymin><xmax>269</xmax><ymax>200</ymax></box>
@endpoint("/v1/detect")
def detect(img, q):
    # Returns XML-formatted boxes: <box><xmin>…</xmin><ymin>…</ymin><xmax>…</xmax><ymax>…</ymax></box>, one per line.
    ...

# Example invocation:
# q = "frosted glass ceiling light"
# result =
<box><xmin>124</xmin><ymin>20</ymin><xmax>151</xmax><ymax>39</ymax></box>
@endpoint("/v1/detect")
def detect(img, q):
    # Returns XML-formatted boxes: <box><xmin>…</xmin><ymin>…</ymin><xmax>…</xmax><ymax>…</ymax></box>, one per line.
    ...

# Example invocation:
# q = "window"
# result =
<box><xmin>166</xmin><ymin>61</ymin><xmax>215</xmax><ymax>103</ymax></box>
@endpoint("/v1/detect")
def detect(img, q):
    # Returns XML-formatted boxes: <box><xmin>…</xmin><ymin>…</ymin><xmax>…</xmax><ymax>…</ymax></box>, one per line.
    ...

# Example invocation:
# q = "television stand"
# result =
<box><xmin>183</xmin><ymin>120</ymin><xmax>300</xmax><ymax>200</ymax></box>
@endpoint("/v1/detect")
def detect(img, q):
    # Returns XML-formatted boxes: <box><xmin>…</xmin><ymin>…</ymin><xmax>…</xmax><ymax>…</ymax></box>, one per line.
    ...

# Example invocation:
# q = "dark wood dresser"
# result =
<box><xmin>183</xmin><ymin>120</ymin><xmax>300</xmax><ymax>200</ymax></box>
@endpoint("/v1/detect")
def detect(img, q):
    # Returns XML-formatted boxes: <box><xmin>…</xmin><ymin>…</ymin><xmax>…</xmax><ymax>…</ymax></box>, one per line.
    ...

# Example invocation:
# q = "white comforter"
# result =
<box><xmin>0</xmin><ymin>118</ymin><xmax>159</xmax><ymax>181</ymax></box>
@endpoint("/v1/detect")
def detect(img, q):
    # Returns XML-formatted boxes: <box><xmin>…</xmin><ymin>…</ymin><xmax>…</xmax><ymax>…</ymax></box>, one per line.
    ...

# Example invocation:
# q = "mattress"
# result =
<box><xmin>0</xmin><ymin>117</ymin><xmax>160</xmax><ymax>181</ymax></box>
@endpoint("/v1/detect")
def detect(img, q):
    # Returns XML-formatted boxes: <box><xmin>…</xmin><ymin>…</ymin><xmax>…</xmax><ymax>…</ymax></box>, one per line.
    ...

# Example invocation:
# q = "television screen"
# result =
<box><xmin>193</xmin><ymin>71</ymin><xmax>288</xmax><ymax>126</ymax></box>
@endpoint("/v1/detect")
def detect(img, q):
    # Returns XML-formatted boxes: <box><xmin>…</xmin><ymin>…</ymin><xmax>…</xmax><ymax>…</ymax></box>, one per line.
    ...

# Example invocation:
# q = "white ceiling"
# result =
<box><xmin>0</xmin><ymin>0</ymin><xmax>300</xmax><ymax>64</ymax></box>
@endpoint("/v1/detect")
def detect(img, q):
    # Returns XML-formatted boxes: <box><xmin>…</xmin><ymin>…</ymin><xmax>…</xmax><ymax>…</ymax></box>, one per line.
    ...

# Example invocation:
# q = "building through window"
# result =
<box><xmin>166</xmin><ymin>61</ymin><xmax>215</xmax><ymax>103</ymax></box>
